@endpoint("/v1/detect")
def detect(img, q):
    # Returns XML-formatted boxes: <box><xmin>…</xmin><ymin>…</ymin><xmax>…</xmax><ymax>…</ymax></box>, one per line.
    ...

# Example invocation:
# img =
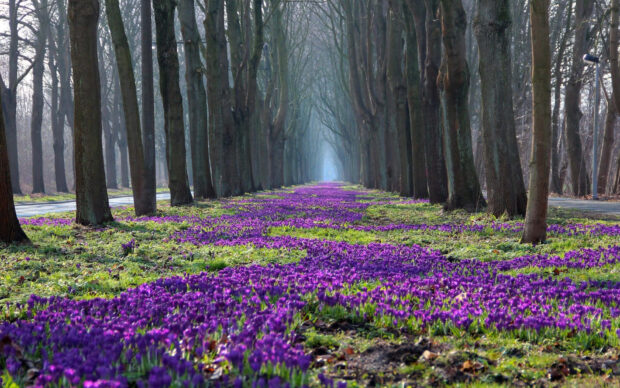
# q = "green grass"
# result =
<box><xmin>2</xmin><ymin>184</ymin><xmax>620</xmax><ymax>387</ymax></box>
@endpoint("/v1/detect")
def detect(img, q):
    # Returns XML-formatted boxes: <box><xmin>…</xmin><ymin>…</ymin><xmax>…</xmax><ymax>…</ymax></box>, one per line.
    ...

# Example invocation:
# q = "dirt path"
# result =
<box><xmin>548</xmin><ymin>197</ymin><xmax>620</xmax><ymax>217</ymax></box>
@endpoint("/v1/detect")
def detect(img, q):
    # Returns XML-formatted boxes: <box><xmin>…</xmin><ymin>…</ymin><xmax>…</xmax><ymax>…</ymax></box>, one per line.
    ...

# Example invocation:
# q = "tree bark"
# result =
<box><xmin>68</xmin><ymin>0</ymin><xmax>114</xmax><ymax>225</ymax></box>
<box><xmin>204</xmin><ymin>0</ymin><xmax>241</xmax><ymax>196</ymax></box>
<box><xmin>474</xmin><ymin>0</ymin><xmax>527</xmax><ymax>217</ymax></box>
<box><xmin>419</xmin><ymin>0</ymin><xmax>448</xmax><ymax>204</ymax></box>
<box><xmin>522</xmin><ymin>0</ymin><xmax>551</xmax><ymax>244</ymax></box>
<box><xmin>105</xmin><ymin>0</ymin><xmax>156</xmax><ymax>215</ymax></box>
<box><xmin>30</xmin><ymin>0</ymin><xmax>49</xmax><ymax>194</ymax></box>
<box><xmin>0</xmin><ymin>81</ymin><xmax>28</xmax><ymax>244</ymax></box>
<box><xmin>597</xmin><ymin>98</ymin><xmax>616</xmax><ymax>194</ymax></box>
<box><xmin>178</xmin><ymin>0</ymin><xmax>216</xmax><ymax>200</ymax></box>
<box><xmin>438</xmin><ymin>0</ymin><xmax>485</xmax><ymax>211</ymax></box>
<box><xmin>153</xmin><ymin>0</ymin><xmax>193</xmax><ymax>205</ymax></box>
<box><xmin>388</xmin><ymin>2</ymin><xmax>413</xmax><ymax>197</ymax></box>
<box><xmin>563</xmin><ymin>0</ymin><xmax>593</xmax><ymax>197</ymax></box>
<box><xmin>402</xmin><ymin>1</ymin><xmax>429</xmax><ymax>199</ymax></box>
<box><xmin>141</xmin><ymin>0</ymin><xmax>157</xmax><ymax>209</ymax></box>
<box><xmin>3</xmin><ymin>0</ymin><xmax>22</xmax><ymax>194</ymax></box>
<box><xmin>550</xmin><ymin>0</ymin><xmax>573</xmax><ymax>194</ymax></box>
<box><xmin>48</xmin><ymin>23</ymin><xmax>69</xmax><ymax>193</ymax></box>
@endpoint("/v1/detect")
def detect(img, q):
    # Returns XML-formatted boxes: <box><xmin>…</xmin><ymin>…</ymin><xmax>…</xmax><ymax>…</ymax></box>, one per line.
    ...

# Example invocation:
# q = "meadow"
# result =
<box><xmin>1</xmin><ymin>183</ymin><xmax>619</xmax><ymax>387</ymax></box>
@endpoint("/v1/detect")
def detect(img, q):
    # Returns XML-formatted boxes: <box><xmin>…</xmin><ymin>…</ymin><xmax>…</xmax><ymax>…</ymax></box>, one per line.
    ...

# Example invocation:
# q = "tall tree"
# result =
<box><xmin>30</xmin><ymin>0</ymin><xmax>49</xmax><ymax>194</ymax></box>
<box><xmin>438</xmin><ymin>0</ymin><xmax>485</xmax><ymax>211</ymax></box>
<box><xmin>550</xmin><ymin>0</ymin><xmax>573</xmax><ymax>194</ymax></box>
<box><xmin>1</xmin><ymin>0</ymin><xmax>31</xmax><ymax>194</ymax></box>
<box><xmin>205</xmin><ymin>0</ymin><xmax>241</xmax><ymax>196</ymax></box>
<box><xmin>522</xmin><ymin>0</ymin><xmax>552</xmax><ymax>244</ymax></box>
<box><xmin>417</xmin><ymin>0</ymin><xmax>448</xmax><ymax>203</ymax></box>
<box><xmin>153</xmin><ymin>0</ymin><xmax>193</xmax><ymax>205</ymax></box>
<box><xmin>474</xmin><ymin>0</ymin><xmax>527</xmax><ymax>217</ymax></box>
<box><xmin>141</xmin><ymin>0</ymin><xmax>157</xmax><ymax>209</ymax></box>
<box><xmin>388</xmin><ymin>1</ymin><xmax>413</xmax><ymax>197</ymax></box>
<box><xmin>178</xmin><ymin>0</ymin><xmax>216</xmax><ymax>199</ymax></box>
<box><xmin>54</xmin><ymin>0</ymin><xmax>73</xmax><ymax>193</ymax></box>
<box><xmin>105</xmin><ymin>0</ymin><xmax>156</xmax><ymax>215</ymax></box>
<box><xmin>68</xmin><ymin>0</ymin><xmax>114</xmax><ymax>225</ymax></box>
<box><xmin>597</xmin><ymin>97</ymin><xmax>616</xmax><ymax>194</ymax></box>
<box><xmin>563</xmin><ymin>0</ymin><xmax>593</xmax><ymax>196</ymax></box>
<box><xmin>0</xmin><ymin>76</ymin><xmax>29</xmax><ymax>244</ymax></box>
<box><xmin>47</xmin><ymin>11</ymin><xmax>70</xmax><ymax>193</ymax></box>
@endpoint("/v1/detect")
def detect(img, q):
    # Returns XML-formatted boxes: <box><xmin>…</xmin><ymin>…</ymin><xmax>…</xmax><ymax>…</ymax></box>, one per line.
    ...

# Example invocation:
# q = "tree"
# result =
<box><xmin>153</xmin><ymin>0</ymin><xmax>193</xmax><ymax>205</ymax></box>
<box><xmin>1</xmin><ymin>0</ymin><xmax>32</xmax><ymax>195</ymax></box>
<box><xmin>0</xmin><ymin>76</ymin><xmax>29</xmax><ymax>244</ymax></box>
<box><xmin>438</xmin><ymin>0</ymin><xmax>485</xmax><ymax>211</ymax></box>
<box><xmin>30</xmin><ymin>0</ymin><xmax>49</xmax><ymax>194</ymax></box>
<box><xmin>388</xmin><ymin>1</ymin><xmax>413</xmax><ymax>197</ymax></box>
<box><xmin>204</xmin><ymin>0</ymin><xmax>241</xmax><ymax>196</ymax></box>
<box><xmin>550</xmin><ymin>0</ymin><xmax>573</xmax><ymax>194</ymax></box>
<box><xmin>68</xmin><ymin>0</ymin><xmax>114</xmax><ymax>225</ymax></box>
<box><xmin>417</xmin><ymin>0</ymin><xmax>448</xmax><ymax>204</ymax></box>
<box><xmin>474</xmin><ymin>0</ymin><xmax>527</xmax><ymax>217</ymax></box>
<box><xmin>141</xmin><ymin>0</ymin><xmax>157</xmax><ymax>209</ymax></box>
<box><xmin>402</xmin><ymin>2</ymin><xmax>429</xmax><ymax>199</ymax></box>
<box><xmin>178</xmin><ymin>0</ymin><xmax>216</xmax><ymax>199</ymax></box>
<box><xmin>563</xmin><ymin>0</ymin><xmax>593</xmax><ymax>197</ymax></box>
<box><xmin>47</xmin><ymin>2</ymin><xmax>70</xmax><ymax>193</ymax></box>
<box><xmin>522</xmin><ymin>0</ymin><xmax>552</xmax><ymax>244</ymax></box>
<box><xmin>105</xmin><ymin>0</ymin><xmax>156</xmax><ymax>215</ymax></box>
<box><xmin>597</xmin><ymin>96</ymin><xmax>616</xmax><ymax>194</ymax></box>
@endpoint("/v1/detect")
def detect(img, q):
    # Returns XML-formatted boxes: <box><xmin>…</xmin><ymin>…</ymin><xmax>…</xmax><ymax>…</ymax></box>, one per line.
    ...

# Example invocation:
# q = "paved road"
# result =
<box><xmin>14</xmin><ymin>193</ymin><xmax>620</xmax><ymax>218</ymax></box>
<box><xmin>548</xmin><ymin>197</ymin><xmax>620</xmax><ymax>217</ymax></box>
<box><xmin>15</xmin><ymin>193</ymin><xmax>171</xmax><ymax>218</ymax></box>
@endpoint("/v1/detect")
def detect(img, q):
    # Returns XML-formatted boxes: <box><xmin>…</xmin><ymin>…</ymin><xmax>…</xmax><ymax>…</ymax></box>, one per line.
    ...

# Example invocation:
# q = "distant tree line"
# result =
<box><xmin>2</xmin><ymin>0</ymin><xmax>620</xmax><ymax>244</ymax></box>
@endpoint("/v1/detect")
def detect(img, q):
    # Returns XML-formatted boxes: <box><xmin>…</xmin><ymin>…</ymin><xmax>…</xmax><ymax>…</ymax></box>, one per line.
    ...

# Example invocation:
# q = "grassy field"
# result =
<box><xmin>1</xmin><ymin>184</ymin><xmax>619</xmax><ymax>387</ymax></box>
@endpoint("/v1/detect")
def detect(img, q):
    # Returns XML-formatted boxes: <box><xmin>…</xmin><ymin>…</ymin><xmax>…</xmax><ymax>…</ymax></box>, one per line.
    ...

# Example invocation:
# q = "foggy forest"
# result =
<box><xmin>1</xmin><ymin>0</ymin><xmax>620</xmax><ymax>386</ymax></box>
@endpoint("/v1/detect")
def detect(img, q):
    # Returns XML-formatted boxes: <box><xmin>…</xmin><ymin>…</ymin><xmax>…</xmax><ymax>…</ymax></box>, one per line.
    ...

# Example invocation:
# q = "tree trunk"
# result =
<box><xmin>56</xmin><ymin>0</ymin><xmax>74</xmax><ymax>192</ymax></box>
<box><xmin>403</xmin><ymin>1</ymin><xmax>429</xmax><ymax>199</ymax></box>
<box><xmin>102</xmin><ymin>57</ymin><xmax>118</xmax><ymax>190</ymax></box>
<box><xmin>6</xmin><ymin>0</ymin><xmax>21</xmax><ymax>194</ymax></box>
<box><xmin>0</xmin><ymin>83</ymin><xmax>28</xmax><ymax>244</ymax></box>
<box><xmin>68</xmin><ymin>0</ymin><xmax>114</xmax><ymax>225</ymax></box>
<box><xmin>142</xmin><ymin>0</ymin><xmax>157</xmax><ymax>208</ymax></box>
<box><xmin>48</xmin><ymin>27</ymin><xmax>69</xmax><ymax>193</ymax></box>
<box><xmin>31</xmin><ymin>0</ymin><xmax>49</xmax><ymax>194</ymax></box>
<box><xmin>204</xmin><ymin>0</ymin><xmax>241</xmax><ymax>197</ymax></box>
<box><xmin>550</xmin><ymin>0</ymin><xmax>573</xmax><ymax>194</ymax></box>
<box><xmin>153</xmin><ymin>0</ymin><xmax>193</xmax><ymax>205</ymax></box>
<box><xmin>522</xmin><ymin>0</ymin><xmax>551</xmax><ymax>244</ymax></box>
<box><xmin>563</xmin><ymin>0</ymin><xmax>593</xmax><ymax>197</ymax></box>
<box><xmin>387</xmin><ymin>4</ymin><xmax>412</xmax><ymax>197</ymax></box>
<box><xmin>104</xmin><ymin>124</ymin><xmax>118</xmax><ymax>189</ymax></box>
<box><xmin>419</xmin><ymin>0</ymin><xmax>448</xmax><ymax>204</ymax></box>
<box><xmin>474</xmin><ymin>0</ymin><xmax>527</xmax><ymax>217</ymax></box>
<box><xmin>438</xmin><ymin>0</ymin><xmax>485</xmax><ymax>211</ymax></box>
<box><xmin>178</xmin><ymin>0</ymin><xmax>216</xmax><ymax>200</ymax></box>
<box><xmin>597</xmin><ymin>98</ymin><xmax>616</xmax><ymax>194</ymax></box>
<box><xmin>105</xmin><ymin>0</ymin><xmax>156</xmax><ymax>215</ymax></box>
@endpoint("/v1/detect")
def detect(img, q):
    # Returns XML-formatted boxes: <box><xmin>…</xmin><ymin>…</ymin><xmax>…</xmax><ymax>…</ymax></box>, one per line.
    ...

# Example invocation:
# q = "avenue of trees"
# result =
<box><xmin>1</xmin><ymin>0</ymin><xmax>620</xmax><ymax>244</ymax></box>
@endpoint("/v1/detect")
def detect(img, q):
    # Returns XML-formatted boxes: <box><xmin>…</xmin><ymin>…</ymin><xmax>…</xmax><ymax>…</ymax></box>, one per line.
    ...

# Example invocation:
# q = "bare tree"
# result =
<box><xmin>68</xmin><ymin>0</ymin><xmax>114</xmax><ymax>225</ymax></box>
<box><xmin>564</xmin><ymin>0</ymin><xmax>593</xmax><ymax>196</ymax></box>
<box><xmin>153</xmin><ymin>0</ymin><xmax>193</xmax><ymax>205</ymax></box>
<box><xmin>105</xmin><ymin>0</ymin><xmax>156</xmax><ymax>215</ymax></box>
<box><xmin>0</xmin><ymin>75</ymin><xmax>29</xmax><ymax>244</ymax></box>
<box><xmin>438</xmin><ymin>0</ymin><xmax>485</xmax><ymax>211</ymax></box>
<box><xmin>178</xmin><ymin>0</ymin><xmax>215</xmax><ymax>199</ymax></box>
<box><xmin>522</xmin><ymin>0</ymin><xmax>552</xmax><ymax>244</ymax></box>
<box><xmin>474</xmin><ymin>0</ymin><xmax>527</xmax><ymax>217</ymax></box>
<box><xmin>141</xmin><ymin>0</ymin><xmax>157</xmax><ymax>208</ymax></box>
